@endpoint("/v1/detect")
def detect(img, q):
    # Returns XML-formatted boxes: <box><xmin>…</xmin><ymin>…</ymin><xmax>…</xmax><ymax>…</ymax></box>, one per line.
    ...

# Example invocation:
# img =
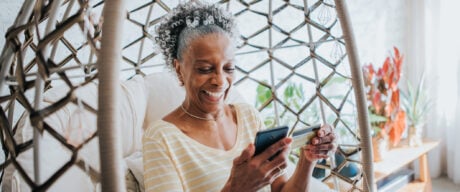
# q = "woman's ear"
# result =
<box><xmin>173</xmin><ymin>59</ymin><xmax>184</xmax><ymax>86</ymax></box>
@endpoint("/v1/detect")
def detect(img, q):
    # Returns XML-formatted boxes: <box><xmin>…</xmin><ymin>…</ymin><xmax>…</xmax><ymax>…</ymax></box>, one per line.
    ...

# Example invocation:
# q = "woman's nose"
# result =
<box><xmin>211</xmin><ymin>71</ymin><xmax>226</xmax><ymax>87</ymax></box>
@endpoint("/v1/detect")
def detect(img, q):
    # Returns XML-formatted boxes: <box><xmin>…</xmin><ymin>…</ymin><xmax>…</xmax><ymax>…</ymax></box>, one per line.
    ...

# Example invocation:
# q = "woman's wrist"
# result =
<box><xmin>298</xmin><ymin>149</ymin><xmax>316</xmax><ymax>171</ymax></box>
<box><xmin>287</xmin><ymin>151</ymin><xmax>317</xmax><ymax>190</ymax></box>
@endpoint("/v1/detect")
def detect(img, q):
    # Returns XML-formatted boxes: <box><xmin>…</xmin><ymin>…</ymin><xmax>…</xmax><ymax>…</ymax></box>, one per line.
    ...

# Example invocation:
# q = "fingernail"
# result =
<box><xmin>318</xmin><ymin>130</ymin><xmax>324</xmax><ymax>137</ymax></box>
<box><xmin>312</xmin><ymin>138</ymin><xmax>318</xmax><ymax>145</ymax></box>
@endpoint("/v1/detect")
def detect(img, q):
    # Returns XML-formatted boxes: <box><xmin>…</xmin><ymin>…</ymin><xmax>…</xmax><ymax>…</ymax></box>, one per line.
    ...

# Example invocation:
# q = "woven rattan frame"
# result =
<box><xmin>0</xmin><ymin>0</ymin><xmax>375</xmax><ymax>191</ymax></box>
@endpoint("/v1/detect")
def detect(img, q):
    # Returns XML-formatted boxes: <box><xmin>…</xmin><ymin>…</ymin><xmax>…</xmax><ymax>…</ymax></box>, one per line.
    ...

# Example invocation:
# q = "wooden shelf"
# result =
<box><xmin>374</xmin><ymin>140</ymin><xmax>439</xmax><ymax>182</ymax></box>
<box><xmin>322</xmin><ymin>140</ymin><xmax>439</xmax><ymax>191</ymax></box>
<box><xmin>397</xmin><ymin>180</ymin><xmax>426</xmax><ymax>192</ymax></box>
<box><xmin>374</xmin><ymin>140</ymin><xmax>439</xmax><ymax>191</ymax></box>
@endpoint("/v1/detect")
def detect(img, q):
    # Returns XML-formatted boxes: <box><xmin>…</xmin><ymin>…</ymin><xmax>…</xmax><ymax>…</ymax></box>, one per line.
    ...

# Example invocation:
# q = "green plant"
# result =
<box><xmin>255</xmin><ymin>82</ymin><xmax>276</xmax><ymax>127</ymax></box>
<box><xmin>255</xmin><ymin>78</ymin><xmax>353</xmax><ymax>130</ymax></box>
<box><xmin>401</xmin><ymin>74</ymin><xmax>431</xmax><ymax>127</ymax></box>
<box><xmin>367</xmin><ymin>112</ymin><xmax>388</xmax><ymax>136</ymax></box>
<box><xmin>255</xmin><ymin>82</ymin><xmax>272</xmax><ymax>109</ymax></box>
<box><xmin>255</xmin><ymin>81</ymin><xmax>320</xmax><ymax>127</ymax></box>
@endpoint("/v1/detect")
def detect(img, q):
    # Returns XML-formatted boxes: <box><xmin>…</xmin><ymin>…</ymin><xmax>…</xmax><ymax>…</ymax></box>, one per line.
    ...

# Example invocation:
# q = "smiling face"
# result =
<box><xmin>174</xmin><ymin>33</ymin><xmax>236</xmax><ymax>114</ymax></box>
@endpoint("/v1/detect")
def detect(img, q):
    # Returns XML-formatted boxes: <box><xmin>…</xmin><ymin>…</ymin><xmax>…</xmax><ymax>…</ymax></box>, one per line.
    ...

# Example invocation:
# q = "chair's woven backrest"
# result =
<box><xmin>0</xmin><ymin>0</ymin><xmax>374</xmax><ymax>191</ymax></box>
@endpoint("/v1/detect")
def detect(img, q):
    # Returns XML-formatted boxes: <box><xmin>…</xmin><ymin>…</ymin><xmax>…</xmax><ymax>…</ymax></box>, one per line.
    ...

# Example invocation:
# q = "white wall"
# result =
<box><xmin>0</xmin><ymin>0</ymin><xmax>22</xmax><ymax>49</ymax></box>
<box><xmin>348</xmin><ymin>0</ymin><xmax>407</xmax><ymax>66</ymax></box>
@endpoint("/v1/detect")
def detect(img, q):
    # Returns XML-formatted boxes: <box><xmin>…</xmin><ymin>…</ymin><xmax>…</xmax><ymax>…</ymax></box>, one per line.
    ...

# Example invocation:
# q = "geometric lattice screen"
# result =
<box><xmin>0</xmin><ymin>0</ymin><xmax>373</xmax><ymax>191</ymax></box>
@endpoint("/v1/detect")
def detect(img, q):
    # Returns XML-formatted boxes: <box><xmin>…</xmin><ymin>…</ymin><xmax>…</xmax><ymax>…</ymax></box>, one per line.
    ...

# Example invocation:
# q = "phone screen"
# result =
<box><xmin>254</xmin><ymin>126</ymin><xmax>289</xmax><ymax>157</ymax></box>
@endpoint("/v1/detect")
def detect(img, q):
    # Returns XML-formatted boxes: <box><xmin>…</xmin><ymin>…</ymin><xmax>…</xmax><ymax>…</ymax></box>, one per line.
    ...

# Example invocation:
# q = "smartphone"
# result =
<box><xmin>254</xmin><ymin>126</ymin><xmax>289</xmax><ymax>157</ymax></box>
<box><xmin>291</xmin><ymin>124</ymin><xmax>321</xmax><ymax>149</ymax></box>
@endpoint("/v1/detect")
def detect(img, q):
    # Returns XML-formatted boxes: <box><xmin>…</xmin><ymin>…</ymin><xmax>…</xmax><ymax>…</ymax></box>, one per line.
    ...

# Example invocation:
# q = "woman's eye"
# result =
<box><xmin>198</xmin><ymin>68</ymin><xmax>213</xmax><ymax>73</ymax></box>
<box><xmin>225</xmin><ymin>68</ymin><xmax>235</xmax><ymax>73</ymax></box>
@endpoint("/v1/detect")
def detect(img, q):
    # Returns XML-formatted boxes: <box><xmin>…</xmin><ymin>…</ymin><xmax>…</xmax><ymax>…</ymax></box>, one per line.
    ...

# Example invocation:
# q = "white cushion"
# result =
<box><xmin>125</xmin><ymin>152</ymin><xmax>144</xmax><ymax>192</ymax></box>
<box><xmin>3</xmin><ymin>75</ymin><xmax>147</xmax><ymax>192</ymax></box>
<box><xmin>142</xmin><ymin>72</ymin><xmax>185</xmax><ymax>130</ymax></box>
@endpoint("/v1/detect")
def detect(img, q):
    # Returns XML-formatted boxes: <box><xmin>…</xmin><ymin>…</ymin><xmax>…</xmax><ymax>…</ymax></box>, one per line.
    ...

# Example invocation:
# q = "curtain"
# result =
<box><xmin>406</xmin><ymin>0</ymin><xmax>460</xmax><ymax>183</ymax></box>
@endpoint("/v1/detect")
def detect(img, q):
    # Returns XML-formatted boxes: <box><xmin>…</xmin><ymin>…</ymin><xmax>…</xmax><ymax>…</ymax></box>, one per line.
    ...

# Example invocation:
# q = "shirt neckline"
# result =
<box><xmin>160</xmin><ymin>103</ymin><xmax>243</xmax><ymax>155</ymax></box>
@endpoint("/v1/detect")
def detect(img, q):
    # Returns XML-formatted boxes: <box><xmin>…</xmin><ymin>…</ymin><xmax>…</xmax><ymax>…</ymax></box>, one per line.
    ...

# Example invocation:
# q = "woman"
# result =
<box><xmin>143</xmin><ymin>2</ymin><xmax>336</xmax><ymax>191</ymax></box>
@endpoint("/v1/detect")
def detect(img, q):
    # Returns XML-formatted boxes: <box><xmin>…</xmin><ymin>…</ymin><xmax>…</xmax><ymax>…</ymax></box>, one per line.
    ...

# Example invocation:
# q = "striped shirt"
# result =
<box><xmin>143</xmin><ymin>103</ymin><xmax>270</xmax><ymax>192</ymax></box>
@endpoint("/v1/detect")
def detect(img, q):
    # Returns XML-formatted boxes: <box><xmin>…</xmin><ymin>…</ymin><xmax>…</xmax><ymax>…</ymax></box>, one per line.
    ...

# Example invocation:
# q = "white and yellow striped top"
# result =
<box><xmin>143</xmin><ymin>103</ymin><xmax>270</xmax><ymax>192</ymax></box>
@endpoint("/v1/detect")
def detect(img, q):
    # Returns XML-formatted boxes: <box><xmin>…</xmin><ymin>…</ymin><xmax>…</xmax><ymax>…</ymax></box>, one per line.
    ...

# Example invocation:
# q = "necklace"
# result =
<box><xmin>180</xmin><ymin>104</ymin><xmax>223</xmax><ymax>121</ymax></box>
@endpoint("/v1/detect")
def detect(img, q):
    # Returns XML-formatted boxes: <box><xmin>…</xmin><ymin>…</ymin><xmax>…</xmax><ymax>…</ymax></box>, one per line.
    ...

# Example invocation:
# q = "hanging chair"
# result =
<box><xmin>0</xmin><ymin>0</ymin><xmax>375</xmax><ymax>191</ymax></box>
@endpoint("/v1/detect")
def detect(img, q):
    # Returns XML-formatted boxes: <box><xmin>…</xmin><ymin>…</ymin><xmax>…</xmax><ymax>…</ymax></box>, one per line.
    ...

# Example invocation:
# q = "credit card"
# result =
<box><xmin>291</xmin><ymin>124</ymin><xmax>321</xmax><ymax>148</ymax></box>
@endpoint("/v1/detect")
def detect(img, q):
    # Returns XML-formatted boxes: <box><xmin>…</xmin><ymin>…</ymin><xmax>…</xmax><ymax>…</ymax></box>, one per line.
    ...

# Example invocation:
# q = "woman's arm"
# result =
<box><xmin>271</xmin><ymin>151</ymin><xmax>315</xmax><ymax>191</ymax></box>
<box><xmin>143</xmin><ymin>136</ymin><xmax>183</xmax><ymax>191</ymax></box>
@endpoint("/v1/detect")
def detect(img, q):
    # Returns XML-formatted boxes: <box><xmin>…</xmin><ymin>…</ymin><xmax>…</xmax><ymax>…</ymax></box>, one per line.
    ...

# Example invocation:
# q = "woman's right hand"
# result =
<box><xmin>222</xmin><ymin>137</ymin><xmax>292</xmax><ymax>192</ymax></box>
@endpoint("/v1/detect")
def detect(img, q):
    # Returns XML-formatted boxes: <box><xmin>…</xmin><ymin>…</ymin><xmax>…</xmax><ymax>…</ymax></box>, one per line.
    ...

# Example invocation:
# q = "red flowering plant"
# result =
<box><xmin>362</xmin><ymin>47</ymin><xmax>406</xmax><ymax>147</ymax></box>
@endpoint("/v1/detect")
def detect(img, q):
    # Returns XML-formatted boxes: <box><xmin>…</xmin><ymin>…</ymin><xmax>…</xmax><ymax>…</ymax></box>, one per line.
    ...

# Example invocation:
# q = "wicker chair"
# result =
<box><xmin>0</xmin><ymin>0</ymin><xmax>375</xmax><ymax>191</ymax></box>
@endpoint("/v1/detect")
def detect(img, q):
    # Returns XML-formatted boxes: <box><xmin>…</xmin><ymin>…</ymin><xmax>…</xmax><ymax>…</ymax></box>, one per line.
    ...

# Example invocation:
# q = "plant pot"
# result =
<box><xmin>408</xmin><ymin>124</ymin><xmax>423</xmax><ymax>147</ymax></box>
<box><xmin>372</xmin><ymin>136</ymin><xmax>389</xmax><ymax>162</ymax></box>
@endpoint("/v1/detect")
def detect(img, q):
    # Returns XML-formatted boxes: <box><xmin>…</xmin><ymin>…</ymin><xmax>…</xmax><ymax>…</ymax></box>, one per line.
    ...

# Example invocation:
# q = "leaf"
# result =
<box><xmin>263</xmin><ymin>116</ymin><xmax>276</xmax><ymax>127</ymax></box>
<box><xmin>324</xmin><ymin>76</ymin><xmax>348</xmax><ymax>87</ymax></box>
<box><xmin>255</xmin><ymin>82</ymin><xmax>273</xmax><ymax>108</ymax></box>
<box><xmin>400</xmin><ymin>89</ymin><xmax>410</xmax><ymax>111</ymax></box>
<box><xmin>265</xmin><ymin>90</ymin><xmax>272</xmax><ymax>100</ymax></box>
<box><xmin>393</xmin><ymin>47</ymin><xmax>400</xmax><ymax>59</ymax></box>
<box><xmin>393</xmin><ymin>47</ymin><xmax>404</xmax><ymax>79</ymax></box>
<box><xmin>256</xmin><ymin>83</ymin><xmax>266</xmax><ymax>93</ymax></box>
<box><xmin>294</xmin><ymin>83</ymin><xmax>304</xmax><ymax>98</ymax></box>
<box><xmin>368</xmin><ymin>112</ymin><xmax>388</xmax><ymax>123</ymax></box>
<box><xmin>285</xmin><ymin>83</ymin><xmax>294</xmax><ymax>98</ymax></box>
<box><xmin>382</xmin><ymin>57</ymin><xmax>390</xmax><ymax>75</ymax></box>
<box><xmin>372</xmin><ymin>92</ymin><xmax>382</xmax><ymax>113</ymax></box>
<box><xmin>414</xmin><ymin>73</ymin><xmax>426</xmax><ymax>113</ymax></box>
<box><xmin>362</xmin><ymin>64</ymin><xmax>375</xmax><ymax>86</ymax></box>
<box><xmin>388</xmin><ymin>110</ymin><xmax>406</xmax><ymax>146</ymax></box>
<box><xmin>391</xmin><ymin>90</ymin><xmax>400</xmax><ymax>109</ymax></box>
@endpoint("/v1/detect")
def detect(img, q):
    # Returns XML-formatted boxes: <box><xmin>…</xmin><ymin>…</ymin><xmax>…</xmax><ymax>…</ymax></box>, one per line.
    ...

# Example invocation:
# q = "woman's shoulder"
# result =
<box><xmin>143</xmin><ymin>120</ymin><xmax>178</xmax><ymax>140</ymax></box>
<box><xmin>231</xmin><ymin>102</ymin><xmax>258</xmax><ymax>115</ymax></box>
<box><xmin>231</xmin><ymin>103</ymin><xmax>263</xmax><ymax>129</ymax></box>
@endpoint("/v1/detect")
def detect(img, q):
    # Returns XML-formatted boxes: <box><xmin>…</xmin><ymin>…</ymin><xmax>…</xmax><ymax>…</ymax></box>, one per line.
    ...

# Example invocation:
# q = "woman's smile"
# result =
<box><xmin>202</xmin><ymin>90</ymin><xmax>225</xmax><ymax>102</ymax></box>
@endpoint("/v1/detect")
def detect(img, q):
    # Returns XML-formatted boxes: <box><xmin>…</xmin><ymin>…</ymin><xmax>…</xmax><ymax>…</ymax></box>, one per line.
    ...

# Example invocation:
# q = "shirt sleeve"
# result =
<box><xmin>247</xmin><ymin>103</ymin><xmax>266</xmax><ymax>132</ymax></box>
<box><xmin>143</xmin><ymin>135</ymin><xmax>183</xmax><ymax>192</ymax></box>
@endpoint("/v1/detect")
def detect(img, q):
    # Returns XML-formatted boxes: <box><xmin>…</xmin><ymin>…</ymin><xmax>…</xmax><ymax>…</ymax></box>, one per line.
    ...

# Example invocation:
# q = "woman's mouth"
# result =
<box><xmin>202</xmin><ymin>90</ymin><xmax>225</xmax><ymax>101</ymax></box>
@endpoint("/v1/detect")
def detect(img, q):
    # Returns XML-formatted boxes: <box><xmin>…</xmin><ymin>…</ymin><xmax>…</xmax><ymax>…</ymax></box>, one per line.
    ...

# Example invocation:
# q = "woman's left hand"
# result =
<box><xmin>302</xmin><ymin>124</ymin><xmax>337</xmax><ymax>162</ymax></box>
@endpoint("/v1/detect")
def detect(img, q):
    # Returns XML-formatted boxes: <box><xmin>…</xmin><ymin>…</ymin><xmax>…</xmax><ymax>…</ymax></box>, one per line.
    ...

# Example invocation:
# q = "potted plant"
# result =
<box><xmin>362</xmin><ymin>47</ymin><xmax>406</xmax><ymax>161</ymax></box>
<box><xmin>401</xmin><ymin>74</ymin><xmax>431</xmax><ymax>147</ymax></box>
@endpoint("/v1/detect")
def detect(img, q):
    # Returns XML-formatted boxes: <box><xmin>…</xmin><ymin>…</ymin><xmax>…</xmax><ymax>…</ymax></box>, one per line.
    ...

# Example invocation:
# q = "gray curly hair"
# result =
<box><xmin>155</xmin><ymin>1</ymin><xmax>238</xmax><ymax>69</ymax></box>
